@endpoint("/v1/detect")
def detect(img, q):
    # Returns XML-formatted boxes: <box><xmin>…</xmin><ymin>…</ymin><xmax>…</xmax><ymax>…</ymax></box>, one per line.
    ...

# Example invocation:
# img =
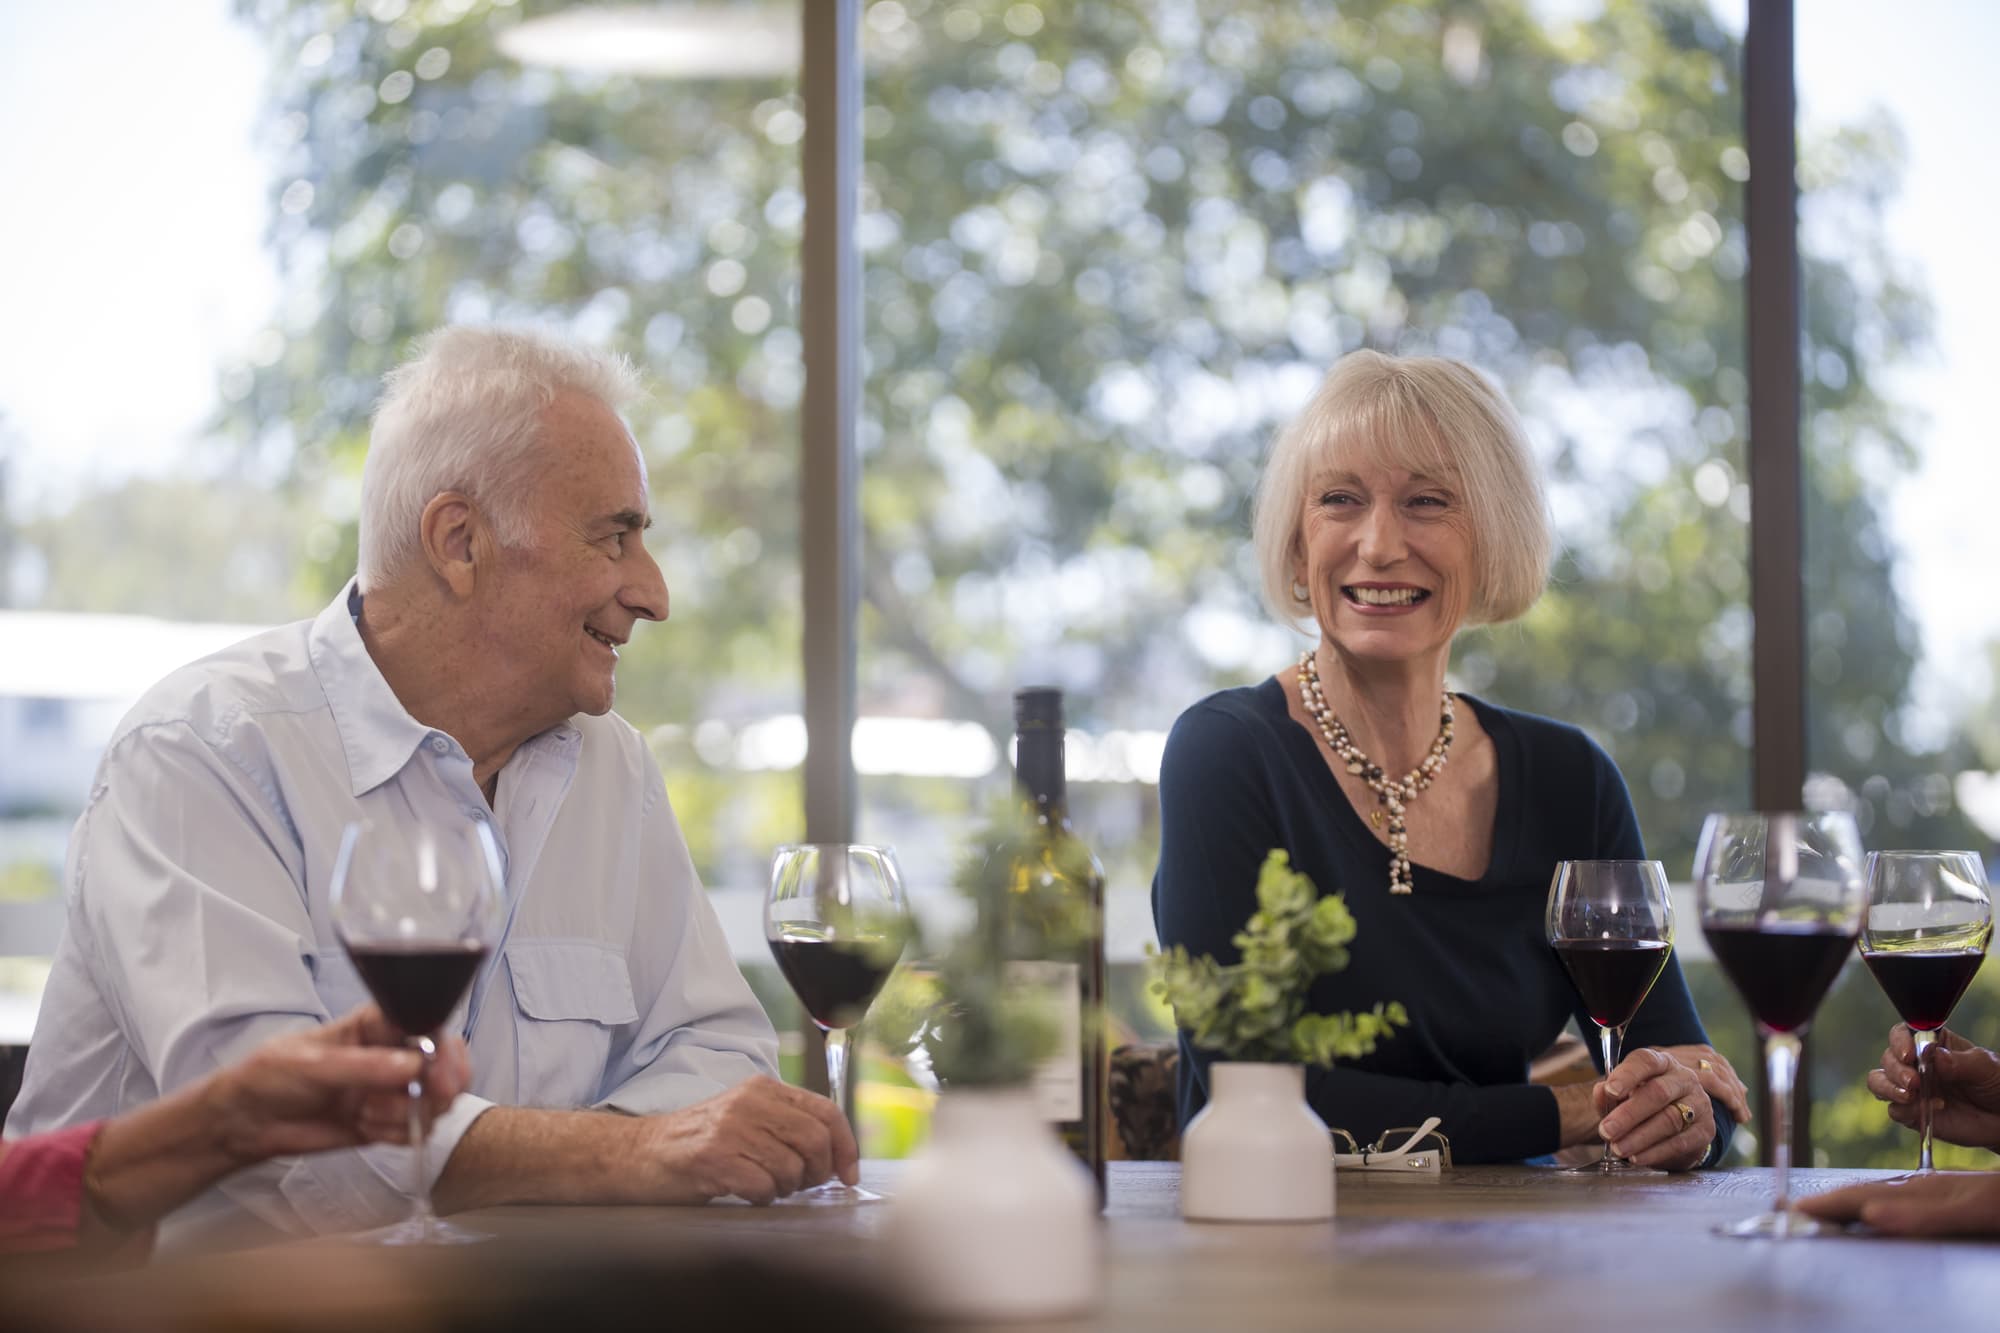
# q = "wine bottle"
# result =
<box><xmin>1008</xmin><ymin>686</ymin><xmax>1107</xmax><ymax>1205</ymax></box>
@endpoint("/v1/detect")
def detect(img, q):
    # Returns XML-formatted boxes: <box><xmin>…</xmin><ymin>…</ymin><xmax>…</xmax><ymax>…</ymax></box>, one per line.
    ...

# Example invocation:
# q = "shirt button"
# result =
<box><xmin>429</xmin><ymin>735</ymin><xmax>450</xmax><ymax>754</ymax></box>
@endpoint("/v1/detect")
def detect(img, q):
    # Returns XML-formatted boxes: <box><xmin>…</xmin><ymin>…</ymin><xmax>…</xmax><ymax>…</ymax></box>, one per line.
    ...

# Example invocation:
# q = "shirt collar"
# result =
<box><xmin>307</xmin><ymin>578</ymin><xmax>442</xmax><ymax>797</ymax></box>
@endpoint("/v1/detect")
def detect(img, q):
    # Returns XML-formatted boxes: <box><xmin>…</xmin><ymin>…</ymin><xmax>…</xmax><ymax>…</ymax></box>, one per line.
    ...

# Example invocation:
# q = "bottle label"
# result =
<box><xmin>1007</xmin><ymin>959</ymin><xmax>1082</xmax><ymax>1121</ymax></box>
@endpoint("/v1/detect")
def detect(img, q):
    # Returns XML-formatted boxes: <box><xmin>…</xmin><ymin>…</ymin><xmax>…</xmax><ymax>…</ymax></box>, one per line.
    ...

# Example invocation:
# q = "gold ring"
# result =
<box><xmin>1698</xmin><ymin>1059</ymin><xmax>1713</xmax><ymax>1072</ymax></box>
<box><xmin>1674</xmin><ymin>1100</ymin><xmax>1696</xmax><ymax>1127</ymax></box>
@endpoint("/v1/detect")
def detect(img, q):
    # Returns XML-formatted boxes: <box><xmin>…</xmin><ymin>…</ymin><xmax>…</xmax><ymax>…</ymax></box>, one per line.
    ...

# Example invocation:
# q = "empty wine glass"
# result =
<box><xmin>766</xmin><ymin>843</ymin><xmax>910</xmax><ymax>1205</ymax></box>
<box><xmin>1546</xmin><ymin>860</ymin><xmax>1676</xmax><ymax>1174</ymax></box>
<box><xmin>1695</xmin><ymin>810</ymin><xmax>1865</xmax><ymax>1239</ymax></box>
<box><xmin>1859</xmin><ymin>850</ymin><xmax>1993</xmax><ymax>1172</ymax></box>
<box><xmin>331</xmin><ymin>816</ymin><xmax>506</xmax><ymax>1245</ymax></box>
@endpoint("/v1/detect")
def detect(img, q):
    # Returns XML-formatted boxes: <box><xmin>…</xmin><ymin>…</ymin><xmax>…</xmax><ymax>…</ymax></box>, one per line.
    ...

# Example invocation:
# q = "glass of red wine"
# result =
<box><xmin>331</xmin><ymin>816</ymin><xmax>505</xmax><ymax>1245</ymax></box>
<box><xmin>1546</xmin><ymin>859</ymin><xmax>1676</xmax><ymax>1174</ymax></box>
<box><xmin>1695</xmin><ymin>810</ymin><xmax>1865</xmax><ymax>1238</ymax></box>
<box><xmin>1859</xmin><ymin>849</ymin><xmax>1993</xmax><ymax>1172</ymax></box>
<box><xmin>766</xmin><ymin>842</ymin><xmax>909</xmax><ymax>1205</ymax></box>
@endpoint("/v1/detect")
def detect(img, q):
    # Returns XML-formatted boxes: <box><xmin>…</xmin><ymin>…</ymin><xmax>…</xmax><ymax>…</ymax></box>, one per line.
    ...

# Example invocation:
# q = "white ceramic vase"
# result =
<box><xmin>882</xmin><ymin>1088</ymin><xmax>1101</xmax><ymax>1322</ymax></box>
<box><xmin>1179</xmin><ymin>1061</ymin><xmax>1335</xmax><ymax>1222</ymax></box>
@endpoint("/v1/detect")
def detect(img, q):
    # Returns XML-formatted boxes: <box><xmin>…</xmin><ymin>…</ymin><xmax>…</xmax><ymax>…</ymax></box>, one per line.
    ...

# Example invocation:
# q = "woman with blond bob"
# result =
<box><xmin>1152</xmin><ymin>350</ymin><xmax>1746</xmax><ymax>1168</ymax></box>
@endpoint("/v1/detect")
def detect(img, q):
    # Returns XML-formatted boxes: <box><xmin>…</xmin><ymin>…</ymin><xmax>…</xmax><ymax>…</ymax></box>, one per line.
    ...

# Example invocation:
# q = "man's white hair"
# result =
<box><xmin>357</xmin><ymin>325</ymin><xmax>644</xmax><ymax>590</ymax></box>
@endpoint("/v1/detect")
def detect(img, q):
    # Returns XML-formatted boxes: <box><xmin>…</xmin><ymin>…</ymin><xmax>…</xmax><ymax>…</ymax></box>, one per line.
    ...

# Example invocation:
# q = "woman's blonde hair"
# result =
<box><xmin>1250</xmin><ymin>350</ymin><xmax>1551</xmax><ymax>630</ymax></box>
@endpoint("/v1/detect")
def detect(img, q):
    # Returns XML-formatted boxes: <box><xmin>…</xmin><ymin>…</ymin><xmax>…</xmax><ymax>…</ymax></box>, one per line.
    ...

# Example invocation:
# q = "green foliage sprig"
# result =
<box><xmin>1151</xmin><ymin>850</ymin><xmax>1407</xmax><ymax>1067</ymax></box>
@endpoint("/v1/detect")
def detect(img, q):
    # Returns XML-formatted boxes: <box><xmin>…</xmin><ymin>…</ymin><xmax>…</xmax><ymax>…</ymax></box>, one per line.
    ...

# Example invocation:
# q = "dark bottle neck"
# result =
<box><xmin>1013</xmin><ymin>726</ymin><xmax>1068</xmax><ymax>822</ymax></box>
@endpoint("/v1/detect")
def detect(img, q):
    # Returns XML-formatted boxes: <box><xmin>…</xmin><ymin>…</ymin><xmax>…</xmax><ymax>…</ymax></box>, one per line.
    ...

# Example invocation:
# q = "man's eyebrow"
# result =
<box><xmin>602</xmin><ymin>509</ymin><xmax>653</xmax><ymax>531</ymax></box>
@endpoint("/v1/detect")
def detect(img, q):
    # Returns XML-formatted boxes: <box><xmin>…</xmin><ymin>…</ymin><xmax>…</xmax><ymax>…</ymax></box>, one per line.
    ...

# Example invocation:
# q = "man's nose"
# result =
<box><xmin>625</xmin><ymin>543</ymin><xmax>669</xmax><ymax>622</ymax></box>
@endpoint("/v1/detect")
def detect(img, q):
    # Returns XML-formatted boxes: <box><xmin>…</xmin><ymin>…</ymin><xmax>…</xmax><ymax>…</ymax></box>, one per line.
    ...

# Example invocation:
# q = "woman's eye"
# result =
<box><xmin>1319</xmin><ymin>491</ymin><xmax>1358</xmax><ymax>507</ymax></box>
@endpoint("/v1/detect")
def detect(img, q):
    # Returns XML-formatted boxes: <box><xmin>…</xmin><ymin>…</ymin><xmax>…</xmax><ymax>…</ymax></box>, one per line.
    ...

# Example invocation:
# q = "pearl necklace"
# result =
<box><xmin>1297</xmin><ymin>650</ymin><xmax>1455</xmax><ymax>896</ymax></box>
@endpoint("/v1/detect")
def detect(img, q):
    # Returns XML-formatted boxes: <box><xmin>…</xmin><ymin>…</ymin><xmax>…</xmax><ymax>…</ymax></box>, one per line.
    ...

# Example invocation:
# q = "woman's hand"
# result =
<box><xmin>1798</xmin><ymin>1171</ymin><xmax>2000</xmax><ymax>1237</ymax></box>
<box><xmin>1592</xmin><ymin>1047</ymin><xmax>1714</xmax><ymax>1171</ymax></box>
<box><xmin>208</xmin><ymin>1005</ymin><xmax>473</xmax><ymax>1165</ymax></box>
<box><xmin>1654</xmin><ymin>1043</ymin><xmax>1749</xmax><ymax>1129</ymax></box>
<box><xmin>1868</xmin><ymin>1026</ymin><xmax>2000</xmax><ymax>1152</ymax></box>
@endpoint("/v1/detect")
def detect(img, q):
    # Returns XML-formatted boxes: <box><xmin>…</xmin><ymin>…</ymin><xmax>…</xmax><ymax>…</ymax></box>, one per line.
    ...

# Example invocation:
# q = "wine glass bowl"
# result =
<box><xmin>330</xmin><ymin>816</ymin><xmax>506</xmax><ymax>1245</ymax></box>
<box><xmin>1694</xmin><ymin>810</ymin><xmax>1866</xmax><ymax>1239</ymax></box>
<box><xmin>1545</xmin><ymin>860</ymin><xmax>1675</xmax><ymax>1174</ymax></box>
<box><xmin>765</xmin><ymin>843</ymin><xmax>910</xmax><ymax>1205</ymax></box>
<box><xmin>1859</xmin><ymin>850</ymin><xmax>1993</xmax><ymax>1171</ymax></box>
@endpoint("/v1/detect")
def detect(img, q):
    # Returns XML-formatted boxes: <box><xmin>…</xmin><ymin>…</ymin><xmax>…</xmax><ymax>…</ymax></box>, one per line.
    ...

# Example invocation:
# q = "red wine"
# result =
<box><xmin>769</xmin><ymin>934</ymin><xmax>894</xmax><ymax>1030</ymax></box>
<box><xmin>1552</xmin><ymin>939</ymin><xmax>1673</xmax><ymax>1029</ymax></box>
<box><xmin>1703</xmin><ymin>924</ymin><xmax>1854</xmax><ymax>1034</ymax></box>
<box><xmin>347</xmin><ymin>941</ymin><xmax>488</xmax><ymax>1036</ymax></box>
<box><xmin>1860</xmin><ymin>949</ymin><xmax>1986</xmax><ymax>1031</ymax></box>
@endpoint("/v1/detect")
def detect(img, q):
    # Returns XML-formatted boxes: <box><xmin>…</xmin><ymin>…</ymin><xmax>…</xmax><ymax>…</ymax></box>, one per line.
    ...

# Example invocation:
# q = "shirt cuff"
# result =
<box><xmin>275</xmin><ymin>1093</ymin><xmax>496</xmax><ymax>1235</ymax></box>
<box><xmin>0</xmin><ymin>1121</ymin><xmax>103</xmax><ymax>1252</ymax></box>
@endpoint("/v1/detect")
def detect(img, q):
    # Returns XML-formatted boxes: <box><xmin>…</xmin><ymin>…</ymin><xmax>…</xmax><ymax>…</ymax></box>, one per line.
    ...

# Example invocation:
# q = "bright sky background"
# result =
<box><xmin>0</xmin><ymin>0</ymin><xmax>1993</xmax><ymax>732</ymax></box>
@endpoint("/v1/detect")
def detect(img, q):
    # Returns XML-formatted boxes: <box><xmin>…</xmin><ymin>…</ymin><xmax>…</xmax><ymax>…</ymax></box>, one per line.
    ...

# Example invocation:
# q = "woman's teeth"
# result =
<box><xmin>1344</xmin><ymin>586</ymin><xmax>1426</xmax><ymax>606</ymax></box>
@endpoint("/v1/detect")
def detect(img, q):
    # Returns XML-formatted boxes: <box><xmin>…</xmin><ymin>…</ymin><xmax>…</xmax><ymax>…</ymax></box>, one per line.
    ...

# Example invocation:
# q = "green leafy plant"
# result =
<box><xmin>871</xmin><ymin>800</ymin><xmax>1099</xmax><ymax>1087</ymax></box>
<box><xmin>1151</xmin><ymin>850</ymin><xmax>1408</xmax><ymax>1066</ymax></box>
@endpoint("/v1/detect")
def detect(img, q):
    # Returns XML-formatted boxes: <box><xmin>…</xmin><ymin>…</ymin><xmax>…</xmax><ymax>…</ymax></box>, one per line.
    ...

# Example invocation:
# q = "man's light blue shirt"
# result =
<box><xmin>7</xmin><ymin>581</ymin><xmax>779</xmax><ymax>1246</ymax></box>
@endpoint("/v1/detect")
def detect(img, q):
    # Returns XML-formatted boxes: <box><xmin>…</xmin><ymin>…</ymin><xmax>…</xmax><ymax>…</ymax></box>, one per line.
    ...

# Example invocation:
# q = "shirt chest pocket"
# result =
<box><xmin>504</xmin><ymin>941</ymin><xmax>639</xmax><ymax>1110</ymax></box>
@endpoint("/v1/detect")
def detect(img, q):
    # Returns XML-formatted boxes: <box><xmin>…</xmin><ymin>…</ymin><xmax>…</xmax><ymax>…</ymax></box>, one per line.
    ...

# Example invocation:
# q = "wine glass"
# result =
<box><xmin>766</xmin><ymin>843</ymin><xmax>910</xmax><ymax>1205</ymax></box>
<box><xmin>1859</xmin><ymin>850</ymin><xmax>1993</xmax><ymax>1172</ymax></box>
<box><xmin>1695</xmin><ymin>810</ymin><xmax>1866</xmax><ymax>1239</ymax></box>
<box><xmin>1545</xmin><ymin>860</ymin><xmax>1676</xmax><ymax>1174</ymax></box>
<box><xmin>331</xmin><ymin>816</ymin><xmax>506</xmax><ymax>1245</ymax></box>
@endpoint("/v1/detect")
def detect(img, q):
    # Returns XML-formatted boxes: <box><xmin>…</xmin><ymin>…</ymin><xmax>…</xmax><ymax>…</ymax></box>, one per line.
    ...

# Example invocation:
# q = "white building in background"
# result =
<box><xmin>0</xmin><ymin>610</ymin><xmax>270</xmax><ymax>816</ymax></box>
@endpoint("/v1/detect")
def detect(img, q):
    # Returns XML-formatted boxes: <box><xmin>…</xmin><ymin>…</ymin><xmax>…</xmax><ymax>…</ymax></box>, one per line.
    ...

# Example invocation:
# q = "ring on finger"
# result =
<box><xmin>1673</xmin><ymin>1100</ymin><xmax>1696</xmax><ymax>1128</ymax></box>
<box><xmin>1698</xmin><ymin>1058</ymin><xmax>1713</xmax><ymax>1072</ymax></box>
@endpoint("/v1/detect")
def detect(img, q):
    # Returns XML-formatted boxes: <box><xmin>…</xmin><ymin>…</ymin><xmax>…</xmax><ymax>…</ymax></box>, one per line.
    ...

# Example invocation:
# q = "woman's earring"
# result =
<box><xmin>1291</xmin><ymin>579</ymin><xmax>1310</xmax><ymax>603</ymax></box>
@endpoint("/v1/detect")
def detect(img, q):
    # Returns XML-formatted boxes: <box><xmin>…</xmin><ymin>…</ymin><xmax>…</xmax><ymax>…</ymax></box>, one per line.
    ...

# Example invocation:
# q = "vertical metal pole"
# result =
<box><xmin>1745</xmin><ymin>0</ymin><xmax>1810</xmax><ymax>1167</ymax></box>
<box><xmin>798</xmin><ymin>0</ymin><xmax>862</xmax><ymax>1103</ymax></box>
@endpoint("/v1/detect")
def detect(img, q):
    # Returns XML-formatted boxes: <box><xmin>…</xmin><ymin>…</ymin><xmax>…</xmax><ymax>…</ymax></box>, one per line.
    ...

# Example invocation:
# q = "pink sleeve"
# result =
<box><xmin>0</xmin><ymin>1122</ymin><xmax>105</xmax><ymax>1252</ymax></box>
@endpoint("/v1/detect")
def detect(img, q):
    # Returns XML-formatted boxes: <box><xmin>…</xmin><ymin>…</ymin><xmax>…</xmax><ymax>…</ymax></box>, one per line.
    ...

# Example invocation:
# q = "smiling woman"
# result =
<box><xmin>1151</xmin><ymin>349</ymin><xmax>1746</xmax><ymax>1173</ymax></box>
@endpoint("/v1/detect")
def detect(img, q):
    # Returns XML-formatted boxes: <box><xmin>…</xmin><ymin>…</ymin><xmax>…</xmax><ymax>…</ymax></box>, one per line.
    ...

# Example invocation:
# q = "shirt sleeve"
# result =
<box><xmin>594</xmin><ymin>755</ymin><xmax>779</xmax><ymax>1116</ymax></box>
<box><xmin>0</xmin><ymin>1123</ymin><xmax>101</xmax><ymax>1252</ymax></box>
<box><xmin>1152</xmin><ymin>700</ymin><xmax>1566</xmax><ymax>1164</ymax></box>
<box><xmin>1575</xmin><ymin>736</ymin><xmax>1738</xmax><ymax>1166</ymax></box>
<box><xmin>54</xmin><ymin>723</ymin><xmax>491</xmax><ymax>1238</ymax></box>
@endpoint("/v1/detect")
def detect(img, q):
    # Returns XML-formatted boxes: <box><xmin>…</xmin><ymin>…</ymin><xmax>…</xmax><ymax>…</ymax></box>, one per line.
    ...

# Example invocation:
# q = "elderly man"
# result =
<box><xmin>8</xmin><ymin>326</ymin><xmax>854</xmax><ymax>1245</ymax></box>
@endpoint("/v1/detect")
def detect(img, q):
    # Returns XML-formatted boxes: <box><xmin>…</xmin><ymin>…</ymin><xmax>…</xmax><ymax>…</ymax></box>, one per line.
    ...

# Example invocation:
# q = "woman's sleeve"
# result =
<box><xmin>1150</xmin><ymin>702</ymin><xmax>1287</xmax><ymax>1123</ymax></box>
<box><xmin>0</xmin><ymin>1122</ymin><xmax>103</xmax><ymax>1252</ymax></box>
<box><xmin>1584</xmin><ymin>738</ymin><xmax>1739</xmax><ymax>1166</ymax></box>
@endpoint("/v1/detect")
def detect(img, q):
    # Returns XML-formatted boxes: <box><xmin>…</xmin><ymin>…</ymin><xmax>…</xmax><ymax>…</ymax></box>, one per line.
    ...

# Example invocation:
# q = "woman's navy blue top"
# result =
<box><xmin>1150</xmin><ymin>677</ymin><xmax>1733</xmax><ymax>1165</ymax></box>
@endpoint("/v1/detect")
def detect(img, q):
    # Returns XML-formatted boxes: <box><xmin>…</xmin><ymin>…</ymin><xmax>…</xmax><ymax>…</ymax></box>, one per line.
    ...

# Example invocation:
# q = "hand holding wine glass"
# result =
<box><xmin>331</xmin><ymin>815</ymin><xmax>506</xmax><ymax>1244</ymax></box>
<box><xmin>1546</xmin><ymin>859</ymin><xmax>1677</xmax><ymax>1174</ymax></box>
<box><xmin>1871</xmin><ymin>1025</ymin><xmax>2000</xmax><ymax>1151</ymax></box>
<box><xmin>1858</xmin><ymin>850</ymin><xmax>1992</xmax><ymax>1171</ymax></box>
<box><xmin>765</xmin><ymin>843</ymin><xmax>910</xmax><ymax>1205</ymax></box>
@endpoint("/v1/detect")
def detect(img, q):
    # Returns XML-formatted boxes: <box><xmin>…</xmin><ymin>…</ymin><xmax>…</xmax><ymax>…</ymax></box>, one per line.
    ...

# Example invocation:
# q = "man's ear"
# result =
<box><xmin>419</xmin><ymin>491</ymin><xmax>481</xmax><ymax>598</ymax></box>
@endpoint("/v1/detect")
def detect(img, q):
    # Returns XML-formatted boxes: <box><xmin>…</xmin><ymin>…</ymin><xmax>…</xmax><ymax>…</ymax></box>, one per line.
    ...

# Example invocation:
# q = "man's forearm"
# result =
<box><xmin>431</xmin><ymin>1105</ymin><xmax>653</xmax><ymax>1213</ymax></box>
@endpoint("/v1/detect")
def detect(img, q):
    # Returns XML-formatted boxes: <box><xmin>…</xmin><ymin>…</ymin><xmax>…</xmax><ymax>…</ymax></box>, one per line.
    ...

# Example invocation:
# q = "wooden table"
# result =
<box><xmin>13</xmin><ymin>1163</ymin><xmax>1998</xmax><ymax>1332</ymax></box>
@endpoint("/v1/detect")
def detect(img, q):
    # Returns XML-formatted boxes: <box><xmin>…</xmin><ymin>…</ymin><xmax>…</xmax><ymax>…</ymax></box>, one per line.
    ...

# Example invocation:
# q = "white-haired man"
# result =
<box><xmin>8</xmin><ymin>327</ymin><xmax>855</xmax><ymax>1246</ymax></box>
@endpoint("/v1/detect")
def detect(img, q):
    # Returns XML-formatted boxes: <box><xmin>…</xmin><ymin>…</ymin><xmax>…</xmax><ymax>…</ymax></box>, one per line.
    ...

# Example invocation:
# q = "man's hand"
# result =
<box><xmin>206</xmin><ymin>1005</ymin><xmax>472</xmax><ymax>1166</ymax></box>
<box><xmin>1798</xmin><ymin>1171</ymin><xmax>2000</xmax><ymax>1237</ymax></box>
<box><xmin>634</xmin><ymin>1076</ymin><xmax>860</xmax><ymax>1205</ymax></box>
<box><xmin>1868</xmin><ymin>1026</ymin><xmax>2000</xmax><ymax>1153</ymax></box>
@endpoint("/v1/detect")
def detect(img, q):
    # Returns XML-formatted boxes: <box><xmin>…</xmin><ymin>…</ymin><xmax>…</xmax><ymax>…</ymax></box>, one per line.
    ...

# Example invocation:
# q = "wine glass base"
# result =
<box><xmin>1714</xmin><ymin>1209</ymin><xmax>1828</xmax><ymax>1240</ymax></box>
<box><xmin>1558</xmin><ymin>1157</ymin><xmax>1666</xmax><ymax>1176</ymax></box>
<box><xmin>349</xmin><ymin>1216</ymin><xmax>493</xmax><ymax>1246</ymax></box>
<box><xmin>772</xmin><ymin>1181</ymin><xmax>886</xmax><ymax>1206</ymax></box>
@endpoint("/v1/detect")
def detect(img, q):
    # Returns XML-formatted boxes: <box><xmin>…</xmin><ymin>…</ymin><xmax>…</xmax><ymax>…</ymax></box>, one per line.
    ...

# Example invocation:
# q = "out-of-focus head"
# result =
<box><xmin>1251</xmin><ymin>349</ymin><xmax>1551</xmax><ymax>641</ymax></box>
<box><xmin>358</xmin><ymin>325</ymin><xmax>645</xmax><ymax>591</ymax></box>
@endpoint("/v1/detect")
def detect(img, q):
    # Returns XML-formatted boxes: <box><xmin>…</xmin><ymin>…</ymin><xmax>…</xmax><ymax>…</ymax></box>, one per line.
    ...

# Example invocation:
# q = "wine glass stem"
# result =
<box><xmin>1764</xmin><ymin>1031</ymin><xmax>1801</xmax><ymax>1220</ymax></box>
<box><xmin>408</xmin><ymin>1035</ymin><xmax>437</xmax><ymax>1238</ymax></box>
<box><xmin>1914</xmin><ymin>1028</ymin><xmax>1938</xmax><ymax>1172</ymax></box>
<box><xmin>1598</xmin><ymin>1022</ymin><xmax>1625</xmax><ymax>1165</ymax></box>
<box><xmin>823</xmin><ymin>1026</ymin><xmax>851</xmax><ymax>1131</ymax></box>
